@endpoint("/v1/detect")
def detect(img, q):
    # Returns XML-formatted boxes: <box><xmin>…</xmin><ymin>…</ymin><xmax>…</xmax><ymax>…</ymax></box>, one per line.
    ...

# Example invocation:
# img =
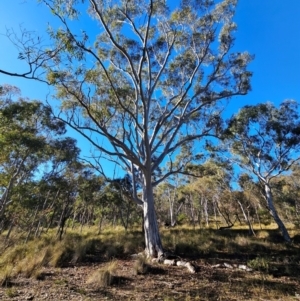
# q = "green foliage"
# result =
<box><xmin>225</xmin><ymin>101</ymin><xmax>300</xmax><ymax>175</ymax></box>
<box><xmin>29</xmin><ymin>0</ymin><xmax>252</xmax><ymax>198</ymax></box>
<box><xmin>257</xmin><ymin>209</ymin><xmax>272</xmax><ymax>226</ymax></box>
<box><xmin>224</xmin><ymin>100</ymin><xmax>300</xmax><ymax>242</ymax></box>
<box><xmin>5</xmin><ymin>287</ymin><xmax>18</xmax><ymax>298</ymax></box>
<box><xmin>248</xmin><ymin>257</ymin><xmax>270</xmax><ymax>272</ymax></box>
<box><xmin>177</xmin><ymin>213</ymin><xmax>188</xmax><ymax>225</ymax></box>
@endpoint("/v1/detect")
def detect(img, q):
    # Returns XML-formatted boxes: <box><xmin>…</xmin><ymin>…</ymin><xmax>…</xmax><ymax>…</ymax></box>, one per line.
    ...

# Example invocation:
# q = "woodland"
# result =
<box><xmin>0</xmin><ymin>0</ymin><xmax>300</xmax><ymax>300</ymax></box>
<box><xmin>1</xmin><ymin>84</ymin><xmax>300</xmax><ymax>254</ymax></box>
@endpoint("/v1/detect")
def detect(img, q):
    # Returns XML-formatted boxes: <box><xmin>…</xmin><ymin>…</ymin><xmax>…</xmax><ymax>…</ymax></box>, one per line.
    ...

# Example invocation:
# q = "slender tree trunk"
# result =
<box><xmin>126</xmin><ymin>203</ymin><xmax>131</xmax><ymax>230</ymax></box>
<box><xmin>35</xmin><ymin>192</ymin><xmax>50</xmax><ymax>238</ymax></box>
<box><xmin>143</xmin><ymin>176</ymin><xmax>164</xmax><ymax>258</ymax></box>
<box><xmin>98</xmin><ymin>214</ymin><xmax>104</xmax><ymax>235</ymax></box>
<box><xmin>255</xmin><ymin>205</ymin><xmax>263</xmax><ymax>230</ymax></box>
<box><xmin>203</xmin><ymin>197</ymin><xmax>209</xmax><ymax>227</ymax></box>
<box><xmin>5</xmin><ymin>222</ymin><xmax>14</xmax><ymax>241</ymax></box>
<box><xmin>169</xmin><ymin>200</ymin><xmax>174</xmax><ymax>226</ymax></box>
<box><xmin>174</xmin><ymin>202</ymin><xmax>184</xmax><ymax>226</ymax></box>
<box><xmin>46</xmin><ymin>207</ymin><xmax>56</xmax><ymax>232</ymax></box>
<box><xmin>119</xmin><ymin>204</ymin><xmax>128</xmax><ymax>231</ymax></box>
<box><xmin>238</xmin><ymin>201</ymin><xmax>256</xmax><ymax>236</ymax></box>
<box><xmin>57</xmin><ymin>199</ymin><xmax>70</xmax><ymax>240</ymax></box>
<box><xmin>167</xmin><ymin>186</ymin><xmax>178</xmax><ymax>227</ymax></box>
<box><xmin>0</xmin><ymin>220</ymin><xmax>4</xmax><ymax>234</ymax></box>
<box><xmin>264</xmin><ymin>183</ymin><xmax>291</xmax><ymax>243</ymax></box>
<box><xmin>0</xmin><ymin>158</ymin><xmax>27</xmax><ymax>217</ymax></box>
<box><xmin>112</xmin><ymin>207</ymin><xmax>117</xmax><ymax>228</ymax></box>
<box><xmin>189</xmin><ymin>196</ymin><xmax>196</xmax><ymax>229</ymax></box>
<box><xmin>46</xmin><ymin>190</ymin><xmax>60</xmax><ymax>233</ymax></box>
<box><xmin>213</xmin><ymin>199</ymin><xmax>219</xmax><ymax>229</ymax></box>
<box><xmin>80</xmin><ymin>206</ymin><xmax>86</xmax><ymax>233</ymax></box>
<box><xmin>199</xmin><ymin>195</ymin><xmax>203</xmax><ymax>227</ymax></box>
<box><xmin>71</xmin><ymin>208</ymin><xmax>78</xmax><ymax>229</ymax></box>
<box><xmin>25</xmin><ymin>205</ymin><xmax>39</xmax><ymax>243</ymax></box>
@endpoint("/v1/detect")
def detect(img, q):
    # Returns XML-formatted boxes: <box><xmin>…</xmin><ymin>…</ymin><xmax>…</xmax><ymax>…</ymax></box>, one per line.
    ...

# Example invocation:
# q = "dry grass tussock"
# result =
<box><xmin>86</xmin><ymin>260</ymin><xmax>117</xmax><ymax>288</ymax></box>
<box><xmin>133</xmin><ymin>254</ymin><xmax>149</xmax><ymax>275</ymax></box>
<box><xmin>0</xmin><ymin>224</ymin><xmax>299</xmax><ymax>300</ymax></box>
<box><xmin>0</xmin><ymin>226</ymin><xmax>144</xmax><ymax>283</ymax></box>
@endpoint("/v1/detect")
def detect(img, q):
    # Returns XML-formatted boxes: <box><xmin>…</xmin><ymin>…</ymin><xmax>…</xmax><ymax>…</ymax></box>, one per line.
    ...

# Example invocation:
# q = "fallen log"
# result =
<box><xmin>211</xmin><ymin>262</ymin><xmax>252</xmax><ymax>272</ymax></box>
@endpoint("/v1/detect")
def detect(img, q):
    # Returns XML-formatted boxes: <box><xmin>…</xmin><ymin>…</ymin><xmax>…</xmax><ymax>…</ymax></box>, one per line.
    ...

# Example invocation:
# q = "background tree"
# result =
<box><xmin>237</xmin><ymin>173</ymin><xmax>268</xmax><ymax>231</ymax></box>
<box><xmin>183</xmin><ymin>160</ymin><xmax>236</xmax><ymax>229</ymax></box>
<box><xmin>0</xmin><ymin>84</ymin><xmax>80</xmax><ymax>238</ymax></box>
<box><xmin>224</xmin><ymin>100</ymin><xmax>300</xmax><ymax>242</ymax></box>
<box><xmin>285</xmin><ymin>163</ymin><xmax>300</xmax><ymax>224</ymax></box>
<box><xmin>0</xmin><ymin>0</ymin><xmax>252</xmax><ymax>257</ymax></box>
<box><xmin>155</xmin><ymin>175</ymin><xmax>186</xmax><ymax>227</ymax></box>
<box><xmin>0</xmin><ymin>84</ymin><xmax>66</xmax><ymax>217</ymax></box>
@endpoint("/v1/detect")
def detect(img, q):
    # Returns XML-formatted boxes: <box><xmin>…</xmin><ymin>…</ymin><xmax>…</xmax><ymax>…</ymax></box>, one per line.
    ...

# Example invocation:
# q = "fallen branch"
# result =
<box><xmin>211</xmin><ymin>262</ymin><xmax>252</xmax><ymax>272</ymax></box>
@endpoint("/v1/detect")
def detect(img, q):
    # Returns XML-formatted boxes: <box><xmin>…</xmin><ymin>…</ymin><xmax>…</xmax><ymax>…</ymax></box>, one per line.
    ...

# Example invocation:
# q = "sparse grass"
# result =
<box><xmin>54</xmin><ymin>278</ymin><xmax>68</xmax><ymax>285</ymax></box>
<box><xmin>161</xmin><ymin>224</ymin><xmax>298</xmax><ymax>259</ymax></box>
<box><xmin>0</xmin><ymin>223</ymin><xmax>300</xmax><ymax>300</ymax></box>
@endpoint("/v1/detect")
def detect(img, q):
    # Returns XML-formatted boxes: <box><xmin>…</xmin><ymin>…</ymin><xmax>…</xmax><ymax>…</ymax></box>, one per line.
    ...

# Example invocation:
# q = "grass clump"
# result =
<box><xmin>0</xmin><ymin>264</ymin><xmax>13</xmax><ymax>287</ymax></box>
<box><xmin>133</xmin><ymin>255</ymin><xmax>149</xmax><ymax>275</ymax></box>
<box><xmin>248</xmin><ymin>256</ymin><xmax>270</xmax><ymax>272</ymax></box>
<box><xmin>5</xmin><ymin>287</ymin><xmax>18</xmax><ymax>298</ymax></box>
<box><xmin>86</xmin><ymin>260</ymin><xmax>117</xmax><ymax>288</ymax></box>
<box><xmin>15</xmin><ymin>255</ymin><xmax>42</xmax><ymax>278</ymax></box>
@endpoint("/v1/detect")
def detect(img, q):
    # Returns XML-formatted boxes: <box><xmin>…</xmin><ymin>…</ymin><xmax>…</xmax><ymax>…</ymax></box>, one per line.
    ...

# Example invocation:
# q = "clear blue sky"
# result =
<box><xmin>231</xmin><ymin>0</ymin><xmax>300</xmax><ymax>113</ymax></box>
<box><xmin>0</xmin><ymin>0</ymin><xmax>299</xmax><ymax>175</ymax></box>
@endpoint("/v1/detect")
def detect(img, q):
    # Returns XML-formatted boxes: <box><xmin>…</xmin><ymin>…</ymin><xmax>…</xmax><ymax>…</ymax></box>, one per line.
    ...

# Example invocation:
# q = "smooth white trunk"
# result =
<box><xmin>143</xmin><ymin>176</ymin><xmax>164</xmax><ymax>258</ymax></box>
<box><xmin>169</xmin><ymin>199</ymin><xmax>175</xmax><ymax>226</ymax></box>
<box><xmin>264</xmin><ymin>184</ymin><xmax>291</xmax><ymax>243</ymax></box>
<box><xmin>238</xmin><ymin>201</ymin><xmax>256</xmax><ymax>236</ymax></box>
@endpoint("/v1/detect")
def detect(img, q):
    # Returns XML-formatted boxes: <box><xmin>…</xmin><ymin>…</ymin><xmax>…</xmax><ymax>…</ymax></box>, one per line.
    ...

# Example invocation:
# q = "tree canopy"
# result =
<box><xmin>224</xmin><ymin>100</ymin><xmax>300</xmax><ymax>242</ymax></box>
<box><xmin>0</xmin><ymin>0</ymin><xmax>253</xmax><ymax>257</ymax></box>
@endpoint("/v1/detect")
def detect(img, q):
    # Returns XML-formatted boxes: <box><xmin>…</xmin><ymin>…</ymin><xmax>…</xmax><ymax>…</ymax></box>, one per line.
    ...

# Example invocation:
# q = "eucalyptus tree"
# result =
<box><xmin>0</xmin><ymin>0</ymin><xmax>252</xmax><ymax>257</ymax></box>
<box><xmin>184</xmin><ymin>160</ymin><xmax>235</xmax><ymax>228</ymax></box>
<box><xmin>224</xmin><ymin>100</ymin><xmax>300</xmax><ymax>242</ymax></box>
<box><xmin>237</xmin><ymin>173</ymin><xmax>268</xmax><ymax>230</ymax></box>
<box><xmin>155</xmin><ymin>179</ymin><xmax>186</xmax><ymax>227</ymax></box>
<box><xmin>0</xmin><ymin>85</ymin><xmax>63</xmax><ymax>218</ymax></box>
<box><xmin>0</xmin><ymin>84</ymin><xmax>80</xmax><ymax>234</ymax></box>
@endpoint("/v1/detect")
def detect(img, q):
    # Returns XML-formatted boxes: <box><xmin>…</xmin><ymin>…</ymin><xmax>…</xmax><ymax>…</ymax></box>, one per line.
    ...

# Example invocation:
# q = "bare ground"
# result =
<box><xmin>1</xmin><ymin>256</ymin><xmax>300</xmax><ymax>301</ymax></box>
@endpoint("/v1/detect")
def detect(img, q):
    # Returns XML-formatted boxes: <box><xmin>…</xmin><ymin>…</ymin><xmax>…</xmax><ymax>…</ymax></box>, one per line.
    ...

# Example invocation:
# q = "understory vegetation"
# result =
<box><xmin>0</xmin><ymin>224</ymin><xmax>300</xmax><ymax>300</ymax></box>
